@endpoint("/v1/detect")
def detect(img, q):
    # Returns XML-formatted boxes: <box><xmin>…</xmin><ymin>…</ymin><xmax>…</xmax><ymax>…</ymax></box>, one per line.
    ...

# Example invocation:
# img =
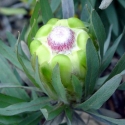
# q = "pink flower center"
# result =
<box><xmin>47</xmin><ymin>26</ymin><xmax>75</xmax><ymax>53</ymax></box>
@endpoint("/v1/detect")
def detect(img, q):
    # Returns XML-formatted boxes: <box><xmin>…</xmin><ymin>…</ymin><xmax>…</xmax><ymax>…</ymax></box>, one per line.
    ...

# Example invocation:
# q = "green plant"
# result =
<box><xmin>0</xmin><ymin>0</ymin><xmax>125</xmax><ymax>125</ymax></box>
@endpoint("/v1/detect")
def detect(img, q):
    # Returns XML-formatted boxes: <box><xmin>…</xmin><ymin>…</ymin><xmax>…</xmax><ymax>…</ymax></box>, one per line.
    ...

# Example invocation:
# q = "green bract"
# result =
<box><xmin>30</xmin><ymin>17</ymin><xmax>89</xmax><ymax>100</ymax></box>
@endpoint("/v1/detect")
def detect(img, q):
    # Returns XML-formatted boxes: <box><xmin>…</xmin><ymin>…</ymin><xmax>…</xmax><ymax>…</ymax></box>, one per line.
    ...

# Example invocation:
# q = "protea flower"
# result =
<box><xmin>30</xmin><ymin>17</ymin><xmax>89</xmax><ymax>102</ymax></box>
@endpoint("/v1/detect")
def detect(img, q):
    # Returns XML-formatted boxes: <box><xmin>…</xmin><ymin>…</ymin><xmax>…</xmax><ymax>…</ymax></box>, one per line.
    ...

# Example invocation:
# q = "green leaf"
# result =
<box><xmin>0</xmin><ymin>56</ymin><xmax>20</xmax><ymax>84</ymax></box>
<box><xmin>103</xmin><ymin>25</ymin><xmax>112</xmax><ymax>55</ymax></box>
<box><xmin>20</xmin><ymin>24</ymin><xmax>29</xmax><ymax>42</ymax></box>
<box><xmin>0</xmin><ymin>94</ymin><xmax>25</xmax><ymax>109</ymax></box>
<box><xmin>118</xmin><ymin>82</ymin><xmax>125</xmax><ymax>90</ymax></box>
<box><xmin>28</xmin><ymin>19</ymin><xmax>38</xmax><ymax>47</ymax></box>
<box><xmin>71</xmin><ymin>75</ymin><xmax>82</xmax><ymax>101</ymax></box>
<box><xmin>41</xmin><ymin>104</ymin><xmax>64</xmax><ymax>121</ymax></box>
<box><xmin>0</xmin><ymin>97</ymin><xmax>50</xmax><ymax>116</ymax></box>
<box><xmin>32</xmin><ymin>55</ymin><xmax>57</xmax><ymax>99</ymax></box>
<box><xmin>50</xmin><ymin>0</ymin><xmax>61</xmax><ymax>13</ymax></box>
<box><xmin>0</xmin><ymin>83</ymin><xmax>42</xmax><ymax>93</ymax></box>
<box><xmin>33</xmin><ymin>56</ymin><xmax>48</xmax><ymax>94</ymax></box>
<box><xmin>0</xmin><ymin>7</ymin><xmax>27</xmax><ymax>15</ymax></box>
<box><xmin>77</xmin><ymin>74</ymin><xmax>122</xmax><ymax>110</ymax></box>
<box><xmin>0</xmin><ymin>115</ymin><xmax>23</xmax><ymax>125</ymax></box>
<box><xmin>16</xmin><ymin>40</ymin><xmax>40</xmax><ymax>88</ymax></box>
<box><xmin>18</xmin><ymin>111</ymin><xmax>42</xmax><ymax>125</ymax></box>
<box><xmin>0</xmin><ymin>40</ymin><xmax>22</xmax><ymax>70</ymax></box>
<box><xmin>91</xmin><ymin>10</ymin><xmax>106</xmax><ymax>57</ymax></box>
<box><xmin>39</xmin><ymin>0</ymin><xmax>53</xmax><ymax>24</ymax></box>
<box><xmin>85</xmin><ymin>39</ymin><xmax>100</xmax><ymax>96</ymax></box>
<box><xmin>99</xmin><ymin>108</ymin><xmax>121</xmax><ymax>118</ymax></box>
<box><xmin>71</xmin><ymin>112</ymin><xmax>86</xmax><ymax>125</ymax></box>
<box><xmin>106</xmin><ymin>53</ymin><xmax>125</xmax><ymax>81</ymax></box>
<box><xmin>95</xmin><ymin>75</ymin><xmax>109</xmax><ymax>90</ymax></box>
<box><xmin>0</xmin><ymin>56</ymin><xmax>30</xmax><ymax>101</ymax></box>
<box><xmin>118</xmin><ymin>0</ymin><xmax>125</xmax><ymax>8</ymax></box>
<box><xmin>20</xmin><ymin>41</ymin><xmax>31</xmax><ymax>60</ymax></box>
<box><xmin>0</xmin><ymin>40</ymin><xmax>33</xmax><ymax>73</ymax></box>
<box><xmin>105</xmin><ymin>3</ymin><xmax>119</xmax><ymax>35</ymax></box>
<box><xmin>65</xmin><ymin>107</ymin><xmax>73</xmax><ymax>125</ymax></box>
<box><xmin>88</xmin><ymin>110</ymin><xmax>125</xmax><ymax>125</ymax></box>
<box><xmin>44</xmin><ymin>112</ymin><xmax>64</xmax><ymax>125</ymax></box>
<box><xmin>81</xmin><ymin>4</ymin><xmax>90</xmax><ymax>22</ymax></box>
<box><xmin>6</xmin><ymin>32</ymin><xmax>17</xmax><ymax>48</ymax></box>
<box><xmin>89</xmin><ymin>0</ymin><xmax>96</xmax><ymax>7</ymax></box>
<box><xmin>100</xmin><ymin>30</ymin><xmax>124</xmax><ymax>74</ymax></box>
<box><xmin>52</xmin><ymin>64</ymin><xmax>68</xmax><ymax>104</ymax></box>
<box><xmin>61</xmin><ymin>0</ymin><xmax>74</xmax><ymax>18</ymax></box>
<box><xmin>30</xmin><ymin>0</ymin><xmax>40</xmax><ymax>26</ymax></box>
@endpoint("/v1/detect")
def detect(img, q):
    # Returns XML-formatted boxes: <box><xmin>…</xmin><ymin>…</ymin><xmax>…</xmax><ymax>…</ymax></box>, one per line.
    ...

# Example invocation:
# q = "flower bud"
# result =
<box><xmin>30</xmin><ymin>17</ymin><xmax>89</xmax><ymax>97</ymax></box>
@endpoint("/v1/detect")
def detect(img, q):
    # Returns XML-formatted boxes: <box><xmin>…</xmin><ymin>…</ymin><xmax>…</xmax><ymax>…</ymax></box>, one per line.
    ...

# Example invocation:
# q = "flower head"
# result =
<box><xmin>30</xmin><ymin>17</ymin><xmax>89</xmax><ymax>98</ymax></box>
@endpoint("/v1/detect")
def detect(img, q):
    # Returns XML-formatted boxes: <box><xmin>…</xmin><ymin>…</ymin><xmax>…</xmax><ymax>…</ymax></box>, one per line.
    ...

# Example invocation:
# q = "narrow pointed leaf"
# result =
<box><xmin>44</xmin><ymin>112</ymin><xmax>64</xmax><ymax>125</ymax></box>
<box><xmin>41</xmin><ymin>105</ymin><xmax>64</xmax><ymax>121</ymax></box>
<box><xmin>16</xmin><ymin>40</ymin><xmax>40</xmax><ymax>88</ymax></box>
<box><xmin>118</xmin><ymin>0</ymin><xmax>125</xmax><ymax>8</ymax></box>
<box><xmin>95</xmin><ymin>75</ymin><xmax>109</xmax><ymax>89</ymax></box>
<box><xmin>118</xmin><ymin>82</ymin><xmax>125</xmax><ymax>90</ymax></box>
<box><xmin>0</xmin><ymin>115</ymin><xmax>23</xmax><ymax>125</ymax></box>
<box><xmin>52</xmin><ymin>65</ymin><xmax>68</xmax><ymax>104</ymax></box>
<box><xmin>0</xmin><ymin>40</ymin><xmax>33</xmax><ymax>73</ymax></box>
<box><xmin>104</xmin><ymin>25</ymin><xmax>112</xmax><ymax>55</ymax></box>
<box><xmin>0</xmin><ymin>40</ymin><xmax>22</xmax><ymax>70</ymax></box>
<box><xmin>0</xmin><ymin>56</ymin><xmax>30</xmax><ymax>101</ymax></box>
<box><xmin>28</xmin><ymin>19</ymin><xmax>38</xmax><ymax>47</ymax></box>
<box><xmin>71</xmin><ymin>112</ymin><xmax>86</xmax><ymax>125</ymax></box>
<box><xmin>61</xmin><ymin>0</ymin><xmax>74</xmax><ymax>18</ymax></box>
<box><xmin>0</xmin><ymin>7</ymin><xmax>27</xmax><ymax>15</ymax></box>
<box><xmin>39</xmin><ymin>0</ymin><xmax>53</xmax><ymax>24</ymax></box>
<box><xmin>85</xmin><ymin>39</ymin><xmax>99</xmax><ymax>96</ymax></box>
<box><xmin>65</xmin><ymin>107</ymin><xmax>73</xmax><ymax>125</ymax></box>
<box><xmin>88</xmin><ymin>110</ymin><xmax>125</xmax><ymax>125</ymax></box>
<box><xmin>99</xmin><ymin>0</ymin><xmax>113</xmax><ymax>9</ymax></box>
<box><xmin>18</xmin><ymin>111</ymin><xmax>42</xmax><ymax>125</ymax></box>
<box><xmin>0</xmin><ymin>93</ymin><xmax>25</xmax><ymax>108</ymax></box>
<box><xmin>6</xmin><ymin>32</ymin><xmax>17</xmax><ymax>48</ymax></box>
<box><xmin>30</xmin><ymin>0</ymin><xmax>40</xmax><ymax>26</ymax></box>
<box><xmin>0</xmin><ymin>83</ymin><xmax>42</xmax><ymax>93</ymax></box>
<box><xmin>72</xmin><ymin>75</ymin><xmax>82</xmax><ymax>101</ymax></box>
<box><xmin>99</xmin><ymin>108</ymin><xmax>121</xmax><ymax>118</ymax></box>
<box><xmin>50</xmin><ymin>0</ymin><xmax>61</xmax><ymax>13</ymax></box>
<box><xmin>105</xmin><ymin>3</ymin><xmax>119</xmax><ymax>35</ymax></box>
<box><xmin>91</xmin><ymin>10</ymin><xmax>106</xmax><ymax>57</ymax></box>
<box><xmin>0</xmin><ymin>97</ymin><xmax>49</xmax><ymax>116</ymax></box>
<box><xmin>81</xmin><ymin>4</ymin><xmax>90</xmax><ymax>22</ymax></box>
<box><xmin>100</xmin><ymin>30</ymin><xmax>124</xmax><ymax>73</ymax></box>
<box><xmin>77</xmin><ymin>74</ymin><xmax>122</xmax><ymax>110</ymax></box>
<box><xmin>106</xmin><ymin>53</ymin><xmax>125</xmax><ymax>81</ymax></box>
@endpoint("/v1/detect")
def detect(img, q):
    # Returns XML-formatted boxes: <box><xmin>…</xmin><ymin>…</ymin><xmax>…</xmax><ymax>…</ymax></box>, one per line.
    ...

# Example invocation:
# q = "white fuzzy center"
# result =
<box><xmin>47</xmin><ymin>26</ymin><xmax>74</xmax><ymax>53</ymax></box>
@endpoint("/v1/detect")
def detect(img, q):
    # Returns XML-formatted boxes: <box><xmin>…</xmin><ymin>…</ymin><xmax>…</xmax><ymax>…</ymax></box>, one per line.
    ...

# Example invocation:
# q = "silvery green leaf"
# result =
<box><xmin>44</xmin><ymin>112</ymin><xmax>64</xmax><ymax>125</ymax></box>
<box><xmin>104</xmin><ymin>25</ymin><xmax>112</xmax><ymax>55</ymax></box>
<box><xmin>76</xmin><ymin>74</ymin><xmax>122</xmax><ymax>110</ymax></box>
<box><xmin>99</xmin><ymin>108</ymin><xmax>121</xmax><ymax>119</ymax></box>
<box><xmin>61</xmin><ymin>0</ymin><xmax>74</xmax><ymax>18</ymax></box>
<box><xmin>18</xmin><ymin>111</ymin><xmax>42</xmax><ymax>125</ymax></box>
<box><xmin>0</xmin><ymin>97</ymin><xmax>50</xmax><ymax>116</ymax></box>
<box><xmin>88</xmin><ymin>110</ymin><xmax>125</xmax><ymax>125</ymax></box>
<box><xmin>39</xmin><ymin>0</ymin><xmax>53</xmax><ymax>24</ymax></box>
<box><xmin>71</xmin><ymin>112</ymin><xmax>86</xmax><ymax>125</ymax></box>
<box><xmin>99</xmin><ymin>0</ymin><xmax>113</xmax><ymax>9</ymax></box>
<box><xmin>21</xmin><ymin>41</ymin><xmax>31</xmax><ymax>60</ymax></box>
<box><xmin>52</xmin><ymin>64</ymin><xmax>68</xmax><ymax>104</ymax></box>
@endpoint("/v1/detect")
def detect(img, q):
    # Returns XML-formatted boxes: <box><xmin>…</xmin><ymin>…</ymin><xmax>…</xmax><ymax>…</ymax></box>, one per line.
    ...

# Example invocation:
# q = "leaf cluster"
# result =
<box><xmin>0</xmin><ymin>0</ymin><xmax>125</xmax><ymax>125</ymax></box>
